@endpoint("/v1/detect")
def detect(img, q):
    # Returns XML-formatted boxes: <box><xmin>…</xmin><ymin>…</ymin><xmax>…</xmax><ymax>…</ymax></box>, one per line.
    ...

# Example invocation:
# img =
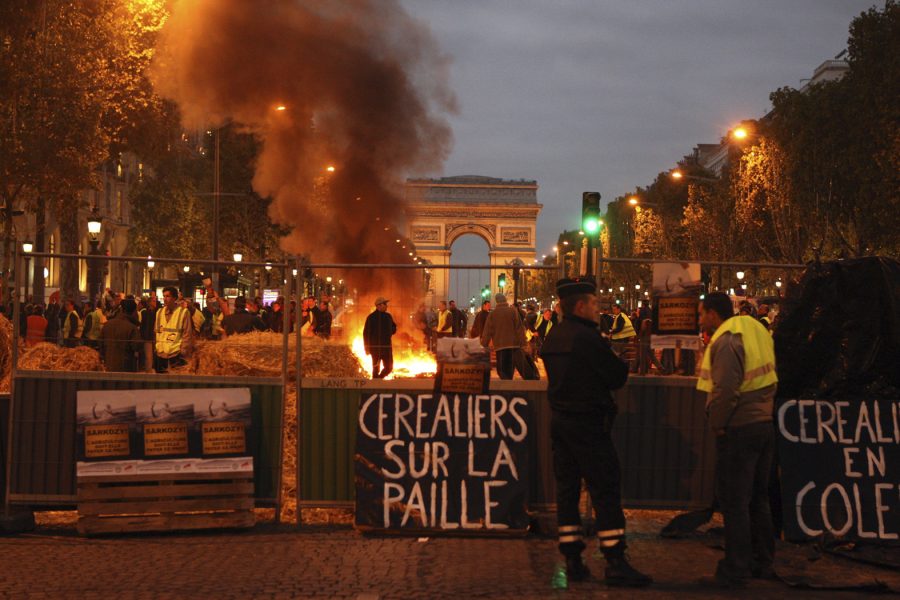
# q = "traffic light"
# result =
<box><xmin>481</xmin><ymin>286</ymin><xmax>490</xmax><ymax>299</ymax></box>
<box><xmin>582</xmin><ymin>191</ymin><xmax>601</xmax><ymax>235</ymax></box>
<box><xmin>498</xmin><ymin>273</ymin><xmax>507</xmax><ymax>289</ymax></box>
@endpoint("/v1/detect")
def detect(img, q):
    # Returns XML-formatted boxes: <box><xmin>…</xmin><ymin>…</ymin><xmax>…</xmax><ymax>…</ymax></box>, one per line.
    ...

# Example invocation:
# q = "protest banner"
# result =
<box><xmin>777</xmin><ymin>398</ymin><xmax>900</xmax><ymax>541</ymax></box>
<box><xmin>433</xmin><ymin>337</ymin><xmax>490</xmax><ymax>395</ymax></box>
<box><xmin>355</xmin><ymin>391</ymin><xmax>530</xmax><ymax>534</ymax></box>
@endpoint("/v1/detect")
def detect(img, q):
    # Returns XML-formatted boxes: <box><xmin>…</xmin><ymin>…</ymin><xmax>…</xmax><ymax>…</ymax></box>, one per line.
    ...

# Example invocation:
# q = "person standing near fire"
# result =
<box><xmin>363</xmin><ymin>297</ymin><xmax>396</xmax><ymax>379</ymax></box>
<box><xmin>436</xmin><ymin>300</ymin><xmax>453</xmax><ymax>339</ymax></box>
<box><xmin>154</xmin><ymin>286</ymin><xmax>193</xmax><ymax>373</ymax></box>
<box><xmin>539</xmin><ymin>277</ymin><xmax>652</xmax><ymax>587</ymax></box>
<box><xmin>469</xmin><ymin>300</ymin><xmax>491</xmax><ymax>339</ymax></box>
<box><xmin>479</xmin><ymin>293</ymin><xmax>526</xmax><ymax>380</ymax></box>
<box><xmin>697</xmin><ymin>292</ymin><xmax>777</xmax><ymax>587</ymax></box>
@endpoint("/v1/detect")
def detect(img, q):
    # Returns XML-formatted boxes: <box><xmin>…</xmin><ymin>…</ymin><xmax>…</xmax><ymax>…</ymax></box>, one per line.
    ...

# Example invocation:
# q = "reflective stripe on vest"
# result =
<box><xmin>85</xmin><ymin>309</ymin><xmax>104</xmax><ymax>340</ymax></box>
<box><xmin>64</xmin><ymin>312</ymin><xmax>83</xmax><ymax>339</ymax></box>
<box><xmin>697</xmin><ymin>315</ymin><xmax>778</xmax><ymax>393</ymax></box>
<box><xmin>155</xmin><ymin>306</ymin><xmax>188</xmax><ymax>357</ymax></box>
<box><xmin>610</xmin><ymin>313</ymin><xmax>636</xmax><ymax>340</ymax></box>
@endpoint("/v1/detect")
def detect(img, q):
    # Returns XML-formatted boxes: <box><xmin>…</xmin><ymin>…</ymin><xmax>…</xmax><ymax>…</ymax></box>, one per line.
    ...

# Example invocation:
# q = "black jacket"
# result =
<box><xmin>222</xmin><ymin>309</ymin><xmax>267</xmax><ymax>336</ymax></box>
<box><xmin>363</xmin><ymin>310</ymin><xmax>396</xmax><ymax>353</ymax></box>
<box><xmin>101</xmin><ymin>312</ymin><xmax>141</xmax><ymax>372</ymax></box>
<box><xmin>540</xmin><ymin>314</ymin><xmax>628</xmax><ymax>414</ymax></box>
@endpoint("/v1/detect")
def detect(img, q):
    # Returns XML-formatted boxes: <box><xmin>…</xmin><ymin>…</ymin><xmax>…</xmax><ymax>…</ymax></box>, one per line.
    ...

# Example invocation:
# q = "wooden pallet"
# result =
<box><xmin>77</xmin><ymin>472</ymin><xmax>255</xmax><ymax>535</ymax></box>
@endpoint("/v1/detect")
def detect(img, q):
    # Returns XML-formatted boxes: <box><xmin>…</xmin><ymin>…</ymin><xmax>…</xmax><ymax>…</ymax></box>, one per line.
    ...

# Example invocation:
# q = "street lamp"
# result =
<box><xmin>86</xmin><ymin>211</ymin><xmax>103</xmax><ymax>303</ymax></box>
<box><xmin>22</xmin><ymin>240</ymin><xmax>33</xmax><ymax>301</ymax></box>
<box><xmin>736</xmin><ymin>271</ymin><xmax>745</xmax><ymax>281</ymax></box>
<box><xmin>233</xmin><ymin>252</ymin><xmax>243</xmax><ymax>263</ymax></box>
<box><xmin>146</xmin><ymin>256</ymin><xmax>155</xmax><ymax>291</ymax></box>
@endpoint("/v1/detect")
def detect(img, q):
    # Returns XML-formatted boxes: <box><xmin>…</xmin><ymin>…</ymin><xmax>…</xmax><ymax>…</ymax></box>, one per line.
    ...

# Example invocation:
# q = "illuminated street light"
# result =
<box><xmin>22</xmin><ymin>241</ymin><xmax>33</xmax><ymax>254</ymax></box>
<box><xmin>628</xmin><ymin>196</ymin><xmax>639</xmax><ymax>206</ymax></box>
<box><xmin>775</xmin><ymin>280</ymin><xmax>783</xmax><ymax>289</ymax></box>
<box><xmin>635</xmin><ymin>284</ymin><xmax>640</xmax><ymax>290</ymax></box>
<box><xmin>326</xmin><ymin>165</ymin><xmax>335</xmax><ymax>172</ymax></box>
<box><xmin>275</xmin><ymin>105</ymin><xmax>287</xmax><ymax>111</ymax></box>
<box><xmin>733</xmin><ymin>127</ymin><xmax>748</xmax><ymax>140</ymax></box>
<box><xmin>183</xmin><ymin>265</ymin><xmax>190</xmax><ymax>273</ymax></box>
<box><xmin>552</xmin><ymin>246</ymin><xmax>558</xmax><ymax>252</ymax></box>
<box><xmin>265</xmin><ymin>262</ymin><xmax>272</xmax><ymax>272</ymax></box>
<box><xmin>233</xmin><ymin>252</ymin><xmax>243</xmax><ymax>263</ymax></box>
<box><xmin>736</xmin><ymin>271</ymin><xmax>745</xmax><ymax>280</ymax></box>
<box><xmin>146</xmin><ymin>256</ymin><xmax>155</xmax><ymax>270</ymax></box>
<box><xmin>619</xmin><ymin>286</ymin><xmax>625</xmax><ymax>292</ymax></box>
<box><xmin>671</xmin><ymin>170</ymin><xmax>684</xmax><ymax>180</ymax></box>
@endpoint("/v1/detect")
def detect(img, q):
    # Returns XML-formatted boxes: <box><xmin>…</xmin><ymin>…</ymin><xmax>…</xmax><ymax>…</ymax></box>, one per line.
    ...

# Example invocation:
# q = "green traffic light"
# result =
<box><xmin>583</xmin><ymin>218</ymin><xmax>600</xmax><ymax>234</ymax></box>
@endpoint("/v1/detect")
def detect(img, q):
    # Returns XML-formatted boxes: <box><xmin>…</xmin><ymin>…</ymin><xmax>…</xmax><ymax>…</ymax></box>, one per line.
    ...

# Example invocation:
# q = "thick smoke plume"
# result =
<box><xmin>150</xmin><ymin>0</ymin><xmax>455</xmax><ymax>300</ymax></box>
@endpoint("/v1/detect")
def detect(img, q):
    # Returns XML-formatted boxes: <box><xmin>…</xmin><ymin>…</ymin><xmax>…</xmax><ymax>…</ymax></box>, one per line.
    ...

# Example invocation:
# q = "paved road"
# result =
<box><xmin>0</xmin><ymin>511</ymin><xmax>896</xmax><ymax>599</ymax></box>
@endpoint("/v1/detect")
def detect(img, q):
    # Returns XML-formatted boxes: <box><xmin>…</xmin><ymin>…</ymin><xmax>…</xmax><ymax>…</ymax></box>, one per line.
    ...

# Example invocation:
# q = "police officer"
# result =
<box><xmin>540</xmin><ymin>277</ymin><xmax>652</xmax><ymax>586</ymax></box>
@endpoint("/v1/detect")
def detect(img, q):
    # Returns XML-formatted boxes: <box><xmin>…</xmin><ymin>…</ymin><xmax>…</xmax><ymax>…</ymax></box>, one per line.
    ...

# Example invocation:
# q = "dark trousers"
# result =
<box><xmin>371</xmin><ymin>348</ymin><xmax>393</xmax><ymax>379</ymax></box>
<box><xmin>552</xmin><ymin>411</ymin><xmax>626</xmax><ymax>558</ymax></box>
<box><xmin>495</xmin><ymin>348</ymin><xmax>515</xmax><ymax>380</ymax></box>
<box><xmin>715</xmin><ymin>421</ymin><xmax>776</xmax><ymax>580</ymax></box>
<box><xmin>154</xmin><ymin>354</ymin><xmax>186</xmax><ymax>373</ymax></box>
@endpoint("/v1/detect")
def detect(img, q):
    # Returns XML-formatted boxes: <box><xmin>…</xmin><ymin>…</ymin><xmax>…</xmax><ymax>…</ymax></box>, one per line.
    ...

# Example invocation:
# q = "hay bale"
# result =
<box><xmin>18</xmin><ymin>343</ymin><xmax>104</xmax><ymax>372</ymax></box>
<box><xmin>183</xmin><ymin>332</ymin><xmax>365</xmax><ymax>379</ymax></box>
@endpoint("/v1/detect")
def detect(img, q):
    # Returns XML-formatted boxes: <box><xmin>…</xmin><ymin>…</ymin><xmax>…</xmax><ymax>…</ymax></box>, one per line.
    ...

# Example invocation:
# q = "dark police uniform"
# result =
<box><xmin>540</xmin><ymin>278</ymin><xmax>651</xmax><ymax>586</ymax></box>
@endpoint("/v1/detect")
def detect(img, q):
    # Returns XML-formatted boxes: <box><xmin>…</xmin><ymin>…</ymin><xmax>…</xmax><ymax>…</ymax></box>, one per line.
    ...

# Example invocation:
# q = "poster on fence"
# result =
<box><xmin>777</xmin><ymin>398</ymin><xmax>900</xmax><ymax>541</ymax></box>
<box><xmin>76</xmin><ymin>388</ymin><xmax>254</xmax><ymax>477</ymax></box>
<box><xmin>433</xmin><ymin>337</ymin><xmax>490</xmax><ymax>396</ymax></box>
<box><xmin>355</xmin><ymin>392</ymin><xmax>530</xmax><ymax>534</ymax></box>
<box><xmin>651</xmin><ymin>262</ymin><xmax>702</xmax><ymax>349</ymax></box>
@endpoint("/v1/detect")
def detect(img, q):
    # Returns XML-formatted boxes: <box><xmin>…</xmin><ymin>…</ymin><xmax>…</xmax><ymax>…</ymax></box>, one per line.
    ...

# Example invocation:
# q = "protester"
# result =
<box><xmin>469</xmin><ymin>300</ymin><xmax>491</xmax><ymax>339</ymax></box>
<box><xmin>139</xmin><ymin>296</ymin><xmax>158</xmax><ymax>372</ymax></box>
<box><xmin>413</xmin><ymin>303</ymin><xmax>431</xmax><ymax>348</ymax></box>
<box><xmin>449</xmin><ymin>300</ymin><xmax>468</xmax><ymax>337</ymax></box>
<box><xmin>363</xmin><ymin>297</ymin><xmax>396</xmax><ymax>379</ymax></box>
<box><xmin>82</xmin><ymin>301</ymin><xmax>105</xmax><ymax>350</ymax></box>
<box><xmin>25</xmin><ymin>305</ymin><xmax>48</xmax><ymax>347</ymax></box>
<box><xmin>539</xmin><ymin>277</ymin><xmax>652</xmax><ymax>586</ymax></box>
<box><xmin>101</xmin><ymin>298</ymin><xmax>141</xmax><ymax>372</ymax></box>
<box><xmin>154</xmin><ymin>286</ymin><xmax>193</xmax><ymax>373</ymax></box>
<box><xmin>221</xmin><ymin>296</ymin><xmax>267</xmax><ymax>336</ymax></box>
<box><xmin>436</xmin><ymin>300</ymin><xmax>453</xmax><ymax>339</ymax></box>
<box><xmin>697</xmin><ymin>292</ymin><xmax>778</xmax><ymax>587</ymax></box>
<box><xmin>479</xmin><ymin>293</ymin><xmax>526</xmax><ymax>380</ymax></box>
<box><xmin>314</xmin><ymin>300</ymin><xmax>333</xmax><ymax>339</ymax></box>
<box><xmin>62</xmin><ymin>299</ymin><xmax>83</xmax><ymax>348</ymax></box>
<box><xmin>44</xmin><ymin>293</ymin><xmax>61</xmax><ymax>344</ymax></box>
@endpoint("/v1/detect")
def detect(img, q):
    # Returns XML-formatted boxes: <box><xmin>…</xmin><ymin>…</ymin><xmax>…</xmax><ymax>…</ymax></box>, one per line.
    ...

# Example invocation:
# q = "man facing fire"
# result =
<box><xmin>363</xmin><ymin>297</ymin><xmax>397</xmax><ymax>379</ymax></box>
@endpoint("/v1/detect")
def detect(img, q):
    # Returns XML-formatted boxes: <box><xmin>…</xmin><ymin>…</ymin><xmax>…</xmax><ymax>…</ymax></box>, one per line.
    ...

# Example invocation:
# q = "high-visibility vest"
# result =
<box><xmin>191</xmin><ymin>308</ymin><xmax>204</xmax><ymax>333</ymax></box>
<box><xmin>211</xmin><ymin>313</ymin><xmax>224</xmax><ymax>336</ymax></box>
<box><xmin>697</xmin><ymin>315</ymin><xmax>778</xmax><ymax>393</ymax></box>
<box><xmin>84</xmin><ymin>309</ymin><xmax>104</xmax><ymax>341</ymax></box>
<box><xmin>534</xmin><ymin>314</ymin><xmax>553</xmax><ymax>338</ymax></box>
<box><xmin>437</xmin><ymin>309</ymin><xmax>452</xmax><ymax>333</ymax></box>
<box><xmin>610</xmin><ymin>313</ymin><xmax>636</xmax><ymax>340</ymax></box>
<box><xmin>155</xmin><ymin>306</ymin><xmax>189</xmax><ymax>357</ymax></box>
<box><xmin>63</xmin><ymin>311</ymin><xmax>83</xmax><ymax>339</ymax></box>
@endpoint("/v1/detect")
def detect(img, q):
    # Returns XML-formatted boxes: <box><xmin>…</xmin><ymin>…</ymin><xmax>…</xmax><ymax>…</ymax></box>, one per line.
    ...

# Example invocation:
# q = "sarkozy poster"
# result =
<box><xmin>76</xmin><ymin>388</ymin><xmax>254</xmax><ymax>477</ymax></box>
<box><xmin>355</xmin><ymin>391</ymin><xmax>531</xmax><ymax>534</ymax></box>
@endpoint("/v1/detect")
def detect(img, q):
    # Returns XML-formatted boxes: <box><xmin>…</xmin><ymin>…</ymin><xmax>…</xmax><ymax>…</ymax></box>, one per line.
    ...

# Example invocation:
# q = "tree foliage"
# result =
<box><xmin>613</xmin><ymin>1</ymin><xmax>899</xmax><ymax>266</ymax></box>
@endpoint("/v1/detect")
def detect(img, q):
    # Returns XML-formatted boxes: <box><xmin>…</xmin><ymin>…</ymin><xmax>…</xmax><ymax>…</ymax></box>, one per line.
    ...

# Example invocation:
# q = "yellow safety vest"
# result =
<box><xmin>155</xmin><ymin>306</ymin><xmax>188</xmax><ymax>357</ymax></box>
<box><xmin>85</xmin><ymin>308</ymin><xmax>104</xmax><ymax>341</ymax></box>
<box><xmin>697</xmin><ymin>315</ymin><xmax>778</xmax><ymax>393</ymax></box>
<box><xmin>437</xmin><ymin>309</ymin><xmax>452</xmax><ymax>333</ymax></box>
<box><xmin>610</xmin><ymin>313</ymin><xmax>636</xmax><ymax>340</ymax></box>
<box><xmin>63</xmin><ymin>311</ymin><xmax>83</xmax><ymax>339</ymax></box>
<box><xmin>211</xmin><ymin>313</ymin><xmax>224</xmax><ymax>336</ymax></box>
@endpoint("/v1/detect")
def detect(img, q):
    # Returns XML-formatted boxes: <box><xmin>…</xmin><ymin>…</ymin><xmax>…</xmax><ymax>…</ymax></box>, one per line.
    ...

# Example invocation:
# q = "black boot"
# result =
<box><xmin>604</xmin><ymin>554</ymin><xmax>652</xmax><ymax>587</ymax></box>
<box><xmin>565</xmin><ymin>555</ymin><xmax>591</xmax><ymax>582</ymax></box>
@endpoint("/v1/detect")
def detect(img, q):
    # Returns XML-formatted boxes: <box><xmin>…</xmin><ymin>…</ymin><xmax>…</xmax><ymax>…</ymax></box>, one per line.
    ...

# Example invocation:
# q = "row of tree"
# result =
<box><xmin>602</xmin><ymin>2</ymin><xmax>898</xmax><ymax>285</ymax></box>
<box><xmin>1</xmin><ymin>1</ymin><xmax>282</xmax><ymax>304</ymax></box>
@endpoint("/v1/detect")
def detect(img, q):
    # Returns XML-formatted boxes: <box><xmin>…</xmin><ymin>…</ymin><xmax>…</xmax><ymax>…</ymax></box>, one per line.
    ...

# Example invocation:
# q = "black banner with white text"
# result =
<box><xmin>777</xmin><ymin>398</ymin><xmax>900</xmax><ymax>541</ymax></box>
<box><xmin>354</xmin><ymin>392</ymin><xmax>530</xmax><ymax>533</ymax></box>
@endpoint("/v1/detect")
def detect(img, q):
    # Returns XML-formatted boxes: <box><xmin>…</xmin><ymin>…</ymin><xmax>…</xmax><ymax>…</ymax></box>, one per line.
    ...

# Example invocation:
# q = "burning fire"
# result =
<box><xmin>351</xmin><ymin>335</ymin><xmax>436</xmax><ymax>379</ymax></box>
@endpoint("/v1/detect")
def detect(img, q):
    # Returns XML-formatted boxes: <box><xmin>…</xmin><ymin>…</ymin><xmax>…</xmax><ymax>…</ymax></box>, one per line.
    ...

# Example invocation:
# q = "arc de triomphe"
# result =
<box><xmin>405</xmin><ymin>175</ymin><xmax>542</xmax><ymax>302</ymax></box>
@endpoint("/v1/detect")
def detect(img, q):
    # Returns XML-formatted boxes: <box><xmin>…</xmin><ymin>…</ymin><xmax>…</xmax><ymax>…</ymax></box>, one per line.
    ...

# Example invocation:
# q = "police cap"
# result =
<box><xmin>555</xmin><ymin>276</ymin><xmax>597</xmax><ymax>299</ymax></box>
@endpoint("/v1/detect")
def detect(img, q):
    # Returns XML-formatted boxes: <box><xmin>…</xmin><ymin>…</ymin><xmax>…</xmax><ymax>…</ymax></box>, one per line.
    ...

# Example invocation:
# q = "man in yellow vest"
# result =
<box><xmin>154</xmin><ymin>286</ymin><xmax>193</xmax><ymax>373</ymax></box>
<box><xmin>609</xmin><ymin>304</ymin><xmax>636</xmax><ymax>367</ymax></box>
<box><xmin>697</xmin><ymin>292</ymin><xmax>778</xmax><ymax>587</ymax></box>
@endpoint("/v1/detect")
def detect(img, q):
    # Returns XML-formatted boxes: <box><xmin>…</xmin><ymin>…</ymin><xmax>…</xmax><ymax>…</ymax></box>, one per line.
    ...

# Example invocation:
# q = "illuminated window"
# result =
<box><xmin>116</xmin><ymin>190</ymin><xmax>123</xmax><ymax>219</ymax></box>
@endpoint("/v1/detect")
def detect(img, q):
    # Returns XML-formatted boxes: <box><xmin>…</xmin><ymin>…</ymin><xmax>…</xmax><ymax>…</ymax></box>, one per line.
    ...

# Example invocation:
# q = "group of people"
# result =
<box><xmin>13</xmin><ymin>287</ymin><xmax>336</xmax><ymax>373</ymax></box>
<box><xmin>539</xmin><ymin>277</ymin><xmax>776</xmax><ymax>588</ymax></box>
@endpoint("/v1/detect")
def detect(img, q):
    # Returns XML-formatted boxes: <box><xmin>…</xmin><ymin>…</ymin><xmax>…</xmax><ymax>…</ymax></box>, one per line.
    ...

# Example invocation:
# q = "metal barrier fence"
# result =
<box><xmin>3</xmin><ymin>252</ymin><xmax>808</xmax><ymax>519</ymax></box>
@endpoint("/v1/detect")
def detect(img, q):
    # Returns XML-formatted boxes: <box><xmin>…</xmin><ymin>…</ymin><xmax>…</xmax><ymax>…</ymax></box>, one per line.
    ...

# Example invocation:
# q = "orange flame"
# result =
<box><xmin>351</xmin><ymin>335</ymin><xmax>436</xmax><ymax>379</ymax></box>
